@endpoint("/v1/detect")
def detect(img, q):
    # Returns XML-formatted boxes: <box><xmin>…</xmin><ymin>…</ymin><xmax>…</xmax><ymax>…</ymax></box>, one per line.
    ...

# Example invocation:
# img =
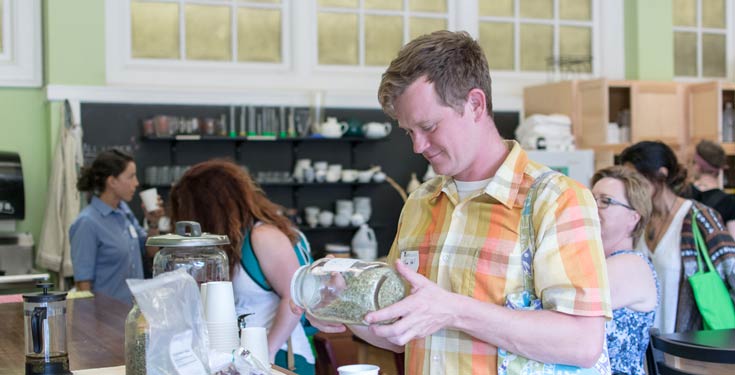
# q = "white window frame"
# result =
<box><xmin>673</xmin><ymin>0</ymin><xmax>734</xmax><ymax>81</ymax></box>
<box><xmin>0</xmin><ymin>0</ymin><xmax>42</xmax><ymax>87</ymax></box>
<box><xmin>313</xmin><ymin>0</ymin><xmax>455</xmax><ymax>72</ymax></box>
<box><xmin>474</xmin><ymin>0</ymin><xmax>599</xmax><ymax>79</ymax></box>
<box><xmin>96</xmin><ymin>0</ymin><xmax>618</xmax><ymax>111</ymax></box>
<box><xmin>106</xmin><ymin>0</ymin><xmax>293</xmax><ymax>87</ymax></box>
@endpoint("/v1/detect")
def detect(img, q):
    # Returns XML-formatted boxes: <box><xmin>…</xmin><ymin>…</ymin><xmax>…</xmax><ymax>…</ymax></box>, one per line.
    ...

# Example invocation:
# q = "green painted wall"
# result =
<box><xmin>624</xmin><ymin>0</ymin><xmax>674</xmax><ymax>80</ymax></box>
<box><xmin>0</xmin><ymin>89</ymin><xmax>49</xmax><ymax>238</ymax></box>
<box><xmin>44</xmin><ymin>0</ymin><xmax>105</xmax><ymax>85</ymax></box>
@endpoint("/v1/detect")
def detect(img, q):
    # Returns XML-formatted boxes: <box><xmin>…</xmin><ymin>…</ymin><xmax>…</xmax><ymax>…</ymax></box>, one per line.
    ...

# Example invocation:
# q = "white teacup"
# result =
<box><xmin>362</xmin><ymin>122</ymin><xmax>392</xmax><ymax>139</ymax></box>
<box><xmin>342</xmin><ymin>169</ymin><xmax>358</xmax><ymax>183</ymax></box>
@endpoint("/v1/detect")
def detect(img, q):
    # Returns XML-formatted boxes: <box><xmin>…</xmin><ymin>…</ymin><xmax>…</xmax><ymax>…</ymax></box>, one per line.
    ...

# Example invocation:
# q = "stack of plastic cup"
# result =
<box><xmin>240</xmin><ymin>327</ymin><xmax>269</xmax><ymax>366</ymax></box>
<box><xmin>204</xmin><ymin>281</ymin><xmax>239</xmax><ymax>353</ymax></box>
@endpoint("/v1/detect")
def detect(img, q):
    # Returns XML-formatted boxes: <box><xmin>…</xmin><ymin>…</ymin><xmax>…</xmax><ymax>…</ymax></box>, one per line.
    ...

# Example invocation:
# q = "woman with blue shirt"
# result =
<box><xmin>70</xmin><ymin>149</ymin><xmax>162</xmax><ymax>303</ymax></box>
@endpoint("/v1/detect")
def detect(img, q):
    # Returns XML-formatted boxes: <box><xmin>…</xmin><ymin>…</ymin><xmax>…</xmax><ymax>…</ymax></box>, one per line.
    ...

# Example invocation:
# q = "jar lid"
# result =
<box><xmin>146</xmin><ymin>221</ymin><xmax>230</xmax><ymax>247</ymax></box>
<box><xmin>23</xmin><ymin>282</ymin><xmax>67</xmax><ymax>303</ymax></box>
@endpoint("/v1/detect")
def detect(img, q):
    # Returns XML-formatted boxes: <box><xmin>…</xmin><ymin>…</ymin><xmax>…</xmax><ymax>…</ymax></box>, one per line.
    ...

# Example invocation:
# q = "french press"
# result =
<box><xmin>22</xmin><ymin>282</ymin><xmax>72</xmax><ymax>375</ymax></box>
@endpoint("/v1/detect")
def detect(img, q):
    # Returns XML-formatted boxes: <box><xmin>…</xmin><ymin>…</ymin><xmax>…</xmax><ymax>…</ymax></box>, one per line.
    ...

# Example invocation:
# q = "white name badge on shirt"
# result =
<box><xmin>401</xmin><ymin>250</ymin><xmax>419</xmax><ymax>272</ymax></box>
<box><xmin>128</xmin><ymin>224</ymin><xmax>139</xmax><ymax>239</ymax></box>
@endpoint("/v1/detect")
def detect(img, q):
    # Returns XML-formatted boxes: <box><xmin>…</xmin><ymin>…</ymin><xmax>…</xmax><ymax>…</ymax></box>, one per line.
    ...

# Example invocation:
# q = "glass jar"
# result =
<box><xmin>147</xmin><ymin>221</ymin><xmax>230</xmax><ymax>283</ymax></box>
<box><xmin>290</xmin><ymin>258</ymin><xmax>405</xmax><ymax>325</ymax></box>
<box><xmin>124</xmin><ymin>302</ymin><xmax>147</xmax><ymax>375</ymax></box>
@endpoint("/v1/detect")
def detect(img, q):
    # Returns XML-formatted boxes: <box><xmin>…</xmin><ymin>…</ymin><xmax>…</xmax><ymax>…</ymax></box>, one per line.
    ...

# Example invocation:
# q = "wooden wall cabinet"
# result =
<box><xmin>524</xmin><ymin>79</ymin><xmax>687</xmax><ymax>170</ymax></box>
<box><xmin>688</xmin><ymin>81</ymin><xmax>735</xmax><ymax>155</ymax></box>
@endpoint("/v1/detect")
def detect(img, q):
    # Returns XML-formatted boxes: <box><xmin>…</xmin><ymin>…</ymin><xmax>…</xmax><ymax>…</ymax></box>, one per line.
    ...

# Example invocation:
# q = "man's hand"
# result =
<box><xmin>365</xmin><ymin>260</ymin><xmax>455</xmax><ymax>346</ymax></box>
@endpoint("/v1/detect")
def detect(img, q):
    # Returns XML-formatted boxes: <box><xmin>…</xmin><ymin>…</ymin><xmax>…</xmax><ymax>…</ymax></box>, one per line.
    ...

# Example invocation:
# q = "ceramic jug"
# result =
<box><xmin>316</xmin><ymin>117</ymin><xmax>348</xmax><ymax>138</ymax></box>
<box><xmin>362</xmin><ymin>122</ymin><xmax>392</xmax><ymax>139</ymax></box>
<box><xmin>351</xmin><ymin>224</ymin><xmax>377</xmax><ymax>261</ymax></box>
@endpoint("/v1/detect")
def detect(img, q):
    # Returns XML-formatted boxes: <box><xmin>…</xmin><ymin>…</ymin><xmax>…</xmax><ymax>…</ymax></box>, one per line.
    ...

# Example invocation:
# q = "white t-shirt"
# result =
<box><xmin>636</xmin><ymin>199</ymin><xmax>692</xmax><ymax>334</ymax></box>
<box><xmin>454</xmin><ymin>177</ymin><xmax>493</xmax><ymax>201</ymax></box>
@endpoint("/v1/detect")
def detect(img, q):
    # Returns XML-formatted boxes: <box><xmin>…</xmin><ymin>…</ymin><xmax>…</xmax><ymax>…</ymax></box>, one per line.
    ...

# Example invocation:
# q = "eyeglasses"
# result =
<box><xmin>595</xmin><ymin>196</ymin><xmax>635</xmax><ymax>211</ymax></box>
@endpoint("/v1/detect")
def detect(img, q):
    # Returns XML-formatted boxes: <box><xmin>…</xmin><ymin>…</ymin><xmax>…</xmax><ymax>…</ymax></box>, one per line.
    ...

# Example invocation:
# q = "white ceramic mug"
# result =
<box><xmin>337</xmin><ymin>364</ymin><xmax>380</xmax><ymax>375</ymax></box>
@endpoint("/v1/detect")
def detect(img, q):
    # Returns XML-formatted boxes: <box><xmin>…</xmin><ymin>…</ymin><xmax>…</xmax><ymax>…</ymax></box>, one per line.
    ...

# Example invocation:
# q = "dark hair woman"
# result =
<box><xmin>169</xmin><ymin>159</ymin><xmax>314</xmax><ymax>374</ymax></box>
<box><xmin>69</xmin><ymin>149</ymin><xmax>163</xmax><ymax>303</ymax></box>
<box><xmin>620</xmin><ymin>141</ymin><xmax>735</xmax><ymax>333</ymax></box>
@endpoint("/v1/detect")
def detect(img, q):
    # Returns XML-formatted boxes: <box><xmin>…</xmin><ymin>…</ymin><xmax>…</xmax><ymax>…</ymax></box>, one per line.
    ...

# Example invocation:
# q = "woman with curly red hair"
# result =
<box><xmin>170</xmin><ymin>159</ymin><xmax>314</xmax><ymax>373</ymax></box>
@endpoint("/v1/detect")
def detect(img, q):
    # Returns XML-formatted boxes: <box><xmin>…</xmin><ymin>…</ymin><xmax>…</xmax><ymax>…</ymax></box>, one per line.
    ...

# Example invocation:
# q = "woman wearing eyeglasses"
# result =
<box><xmin>620</xmin><ymin>141</ymin><xmax>735</xmax><ymax>334</ymax></box>
<box><xmin>591</xmin><ymin>166</ymin><xmax>658</xmax><ymax>375</ymax></box>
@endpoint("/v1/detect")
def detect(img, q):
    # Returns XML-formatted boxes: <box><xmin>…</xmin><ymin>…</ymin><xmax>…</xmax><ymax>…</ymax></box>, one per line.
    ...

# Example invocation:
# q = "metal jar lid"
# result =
<box><xmin>145</xmin><ymin>221</ymin><xmax>230</xmax><ymax>247</ymax></box>
<box><xmin>22</xmin><ymin>282</ymin><xmax>67</xmax><ymax>303</ymax></box>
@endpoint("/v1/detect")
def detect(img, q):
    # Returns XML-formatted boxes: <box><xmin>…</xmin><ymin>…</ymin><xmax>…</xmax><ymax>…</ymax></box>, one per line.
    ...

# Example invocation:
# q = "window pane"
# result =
<box><xmin>559</xmin><ymin>26</ymin><xmax>591</xmax><ymax>72</ymax></box>
<box><xmin>238</xmin><ymin>7</ymin><xmax>281</xmax><ymax>63</ymax></box>
<box><xmin>674</xmin><ymin>31</ymin><xmax>697</xmax><ymax>76</ymax></box>
<box><xmin>520</xmin><ymin>0</ymin><xmax>553</xmax><ymax>19</ymax></box>
<box><xmin>365</xmin><ymin>0</ymin><xmax>402</xmax><ymax>11</ymax></box>
<box><xmin>479</xmin><ymin>22</ymin><xmax>514</xmax><ymax>70</ymax></box>
<box><xmin>702</xmin><ymin>0</ymin><xmax>726</xmax><ymax>29</ymax></box>
<box><xmin>319</xmin><ymin>0</ymin><xmax>358</xmax><ymax>8</ymax></box>
<box><xmin>409</xmin><ymin>0</ymin><xmax>447</xmax><ymax>13</ymax></box>
<box><xmin>185</xmin><ymin>5</ymin><xmax>231</xmax><ymax>61</ymax></box>
<box><xmin>318</xmin><ymin>12</ymin><xmax>358</xmax><ymax>65</ymax></box>
<box><xmin>520</xmin><ymin>23</ymin><xmax>552</xmax><ymax>71</ymax></box>
<box><xmin>479</xmin><ymin>0</ymin><xmax>513</xmax><ymax>17</ymax></box>
<box><xmin>559</xmin><ymin>0</ymin><xmax>590</xmax><ymax>21</ymax></box>
<box><xmin>410</xmin><ymin>17</ymin><xmax>446</xmax><ymax>40</ymax></box>
<box><xmin>673</xmin><ymin>0</ymin><xmax>696</xmax><ymax>27</ymax></box>
<box><xmin>702</xmin><ymin>33</ymin><xmax>726</xmax><ymax>77</ymax></box>
<box><xmin>365</xmin><ymin>15</ymin><xmax>403</xmax><ymax>66</ymax></box>
<box><xmin>131</xmin><ymin>1</ymin><xmax>180</xmax><ymax>59</ymax></box>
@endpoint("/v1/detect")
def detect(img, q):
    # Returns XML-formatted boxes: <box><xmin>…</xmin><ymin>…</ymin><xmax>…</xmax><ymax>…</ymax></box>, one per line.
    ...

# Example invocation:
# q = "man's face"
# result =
<box><xmin>394</xmin><ymin>77</ymin><xmax>480</xmax><ymax>180</ymax></box>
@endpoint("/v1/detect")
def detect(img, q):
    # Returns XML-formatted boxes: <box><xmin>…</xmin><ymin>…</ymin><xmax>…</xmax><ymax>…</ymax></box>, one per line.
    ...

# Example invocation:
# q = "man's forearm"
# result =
<box><xmin>449</xmin><ymin>293</ymin><xmax>605</xmax><ymax>368</ymax></box>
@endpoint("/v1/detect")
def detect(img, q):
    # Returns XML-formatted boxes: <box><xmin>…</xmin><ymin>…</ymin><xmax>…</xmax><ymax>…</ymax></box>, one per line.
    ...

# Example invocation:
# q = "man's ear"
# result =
<box><xmin>466</xmin><ymin>88</ymin><xmax>486</xmax><ymax>122</ymax></box>
<box><xmin>657</xmin><ymin>166</ymin><xmax>669</xmax><ymax>178</ymax></box>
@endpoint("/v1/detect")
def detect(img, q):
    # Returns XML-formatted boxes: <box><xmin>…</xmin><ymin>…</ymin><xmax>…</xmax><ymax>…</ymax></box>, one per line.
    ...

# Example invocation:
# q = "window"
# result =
<box><xmin>316</xmin><ymin>0</ymin><xmax>450</xmax><ymax>67</ymax></box>
<box><xmin>477</xmin><ymin>0</ymin><xmax>595</xmax><ymax>75</ymax></box>
<box><xmin>129</xmin><ymin>0</ymin><xmax>286</xmax><ymax>64</ymax></box>
<box><xmin>673</xmin><ymin>0</ymin><xmax>729</xmax><ymax>78</ymax></box>
<box><xmin>0</xmin><ymin>0</ymin><xmax>42</xmax><ymax>87</ymax></box>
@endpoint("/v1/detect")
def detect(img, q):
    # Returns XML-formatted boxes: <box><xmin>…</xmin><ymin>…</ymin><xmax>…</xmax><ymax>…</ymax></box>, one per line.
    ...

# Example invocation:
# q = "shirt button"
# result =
<box><xmin>441</xmin><ymin>255</ymin><xmax>449</xmax><ymax>262</ymax></box>
<box><xmin>433</xmin><ymin>355</ymin><xmax>440</xmax><ymax>362</ymax></box>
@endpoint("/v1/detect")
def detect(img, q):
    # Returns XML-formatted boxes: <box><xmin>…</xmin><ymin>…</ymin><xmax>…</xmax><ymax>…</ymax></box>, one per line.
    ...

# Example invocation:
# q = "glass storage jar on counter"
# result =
<box><xmin>126</xmin><ymin>220</ymin><xmax>230</xmax><ymax>374</ymax></box>
<box><xmin>290</xmin><ymin>258</ymin><xmax>406</xmax><ymax>325</ymax></box>
<box><xmin>147</xmin><ymin>221</ymin><xmax>230</xmax><ymax>283</ymax></box>
<box><xmin>124</xmin><ymin>302</ymin><xmax>147</xmax><ymax>375</ymax></box>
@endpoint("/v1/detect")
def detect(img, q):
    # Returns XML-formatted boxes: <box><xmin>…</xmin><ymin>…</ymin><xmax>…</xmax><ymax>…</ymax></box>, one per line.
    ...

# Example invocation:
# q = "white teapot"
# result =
<box><xmin>315</xmin><ymin>117</ymin><xmax>348</xmax><ymax>138</ymax></box>
<box><xmin>362</xmin><ymin>122</ymin><xmax>392</xmax><ymax>139</ymax></box>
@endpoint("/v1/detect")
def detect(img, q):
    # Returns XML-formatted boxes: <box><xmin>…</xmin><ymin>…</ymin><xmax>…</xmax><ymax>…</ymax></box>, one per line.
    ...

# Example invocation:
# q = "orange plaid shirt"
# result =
<box><xmin>387</xmin><ymin>141</ymin><xmax>611</xmax><ymax>374</ymax></box>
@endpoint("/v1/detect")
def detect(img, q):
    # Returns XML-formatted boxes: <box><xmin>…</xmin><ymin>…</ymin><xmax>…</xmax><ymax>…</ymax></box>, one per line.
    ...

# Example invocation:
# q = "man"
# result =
<box><xmin>308</xmin><ymin>31</ymin><xmax>611</xmax><ymax>374</ymax></box>
<box><xmin>689</xmin><ymin>139</ymin><xmax>735</xmax><ymax>237</ymax></box>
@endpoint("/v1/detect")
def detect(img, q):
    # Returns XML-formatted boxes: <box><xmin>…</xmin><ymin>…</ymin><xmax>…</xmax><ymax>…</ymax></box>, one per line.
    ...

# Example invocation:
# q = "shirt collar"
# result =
<box><xmin>91</xmin><ymin>196</ymin><xmax>130</xmax><ymax>217</ymax></box>
<box><xmin>429</xmin><ymin>140</ymin><xmax>528</xmax><ymax>208</ymax></box>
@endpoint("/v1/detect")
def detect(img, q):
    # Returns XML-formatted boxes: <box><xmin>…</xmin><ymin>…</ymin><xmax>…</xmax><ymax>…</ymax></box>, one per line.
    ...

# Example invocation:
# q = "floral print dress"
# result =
<box><xmin>605</xmin><ymin>250</ymin><xmax>660</xmax><ymax>375</ymax></box>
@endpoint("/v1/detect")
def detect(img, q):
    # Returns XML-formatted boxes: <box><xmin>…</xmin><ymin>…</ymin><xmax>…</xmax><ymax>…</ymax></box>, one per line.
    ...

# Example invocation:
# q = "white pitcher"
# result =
<box><xmin>351</xmin><ymin>224</ymin><xmax>377</xmax><ymax>261</ymax></box>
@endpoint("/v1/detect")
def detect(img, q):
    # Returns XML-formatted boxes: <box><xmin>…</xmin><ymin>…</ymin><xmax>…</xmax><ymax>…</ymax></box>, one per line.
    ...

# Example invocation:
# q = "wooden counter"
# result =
<box><xmin>0</xmin><ymin>294</ymin><xmax>295</xmax><ymax>375</ymax></box>
<box><xmin>0</xmin><ymin>294</ymin><xmax>129</xmax><ymax>374</ymax></box>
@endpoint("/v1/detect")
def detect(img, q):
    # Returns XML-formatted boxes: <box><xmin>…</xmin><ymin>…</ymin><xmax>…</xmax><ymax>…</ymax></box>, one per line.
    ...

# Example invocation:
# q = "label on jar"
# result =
<box><xmin>401</xmin><ymin>250</ymin><xmax>419</xmax><ymax>272</ymax></box>
<box><xmin>169</xmin><ymin>330</ymin><xmax>207</xmax><ymax>375</ymax></box>
<box><xmin>323</xmin><ymin>258</ymin><xmax>360</xmax><ymax>272</ymax></box>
